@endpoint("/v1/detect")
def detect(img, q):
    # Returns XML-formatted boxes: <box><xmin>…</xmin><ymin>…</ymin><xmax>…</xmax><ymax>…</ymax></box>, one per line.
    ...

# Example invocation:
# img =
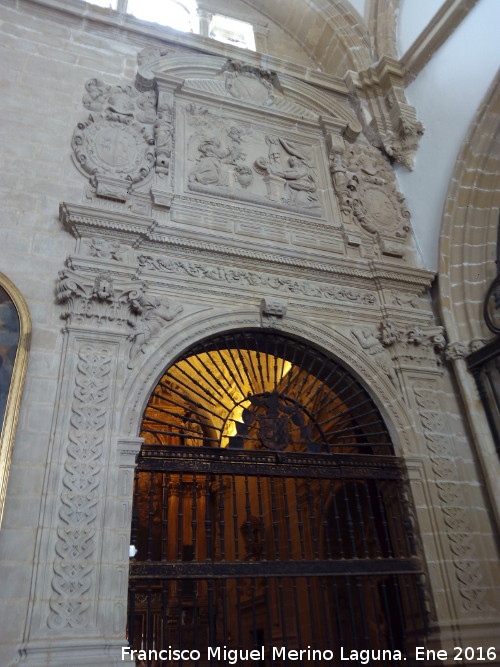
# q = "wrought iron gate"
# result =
<box><xmin>127</xmin><ymin>332</ymin><xmax>428</xmax><ymax>665</ymax></box>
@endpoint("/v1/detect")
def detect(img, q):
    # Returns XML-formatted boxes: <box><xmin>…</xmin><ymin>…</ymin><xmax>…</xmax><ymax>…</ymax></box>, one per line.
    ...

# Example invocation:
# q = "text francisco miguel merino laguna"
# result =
<box><xmin>122</xmin><ymin>646</ymin><xmax>438</xmax><ymax>663</ymax></box>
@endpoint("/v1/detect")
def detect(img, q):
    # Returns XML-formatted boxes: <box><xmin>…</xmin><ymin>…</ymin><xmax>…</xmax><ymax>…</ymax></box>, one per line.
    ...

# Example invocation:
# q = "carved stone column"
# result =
<box><xmin>18</xmin><ymin>333</ymin><xmax>132</xmax><ymax>666</ymax></box>
<box><xmin>16</xmin><ymin>263</ymin><xmax>180</xmax><ymax>665</ymax></box>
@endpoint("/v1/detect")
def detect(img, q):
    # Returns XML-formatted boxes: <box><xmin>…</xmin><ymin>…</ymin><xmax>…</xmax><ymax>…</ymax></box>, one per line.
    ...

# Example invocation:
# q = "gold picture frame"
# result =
<box><xmin>0</xmin><ymin>273</ymin><xmax>31</xmax><ymax>527</ymax></box>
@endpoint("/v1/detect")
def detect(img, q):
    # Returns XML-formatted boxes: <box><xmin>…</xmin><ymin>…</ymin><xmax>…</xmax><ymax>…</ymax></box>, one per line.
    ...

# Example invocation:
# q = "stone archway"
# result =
<box><xmin>125</xmin><ymin>328</ymin><xmax>428</xmax><ymax>664</ymax></box>
<box><xmin>438</xmin><ymin>72</ymin><xmax>500</xmax><ymax>528</ymax></box>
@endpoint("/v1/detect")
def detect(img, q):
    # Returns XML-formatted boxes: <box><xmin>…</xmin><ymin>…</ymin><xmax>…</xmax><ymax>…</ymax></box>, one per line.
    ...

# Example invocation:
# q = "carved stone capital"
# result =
<box><xmin>56</xmin><ymin>263</ymin><xmax>146</xmax><ymax>332</ymax></box>
<box><xmin>445</xmin><ymin>341</ymin><xmax>468</xmax><ymax>361</ymax></box>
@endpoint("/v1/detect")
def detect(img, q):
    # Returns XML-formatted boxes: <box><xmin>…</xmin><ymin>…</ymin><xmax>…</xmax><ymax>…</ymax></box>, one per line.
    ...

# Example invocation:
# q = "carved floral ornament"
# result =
<box><xmin>136</xmin><ymin>254</ymin><xmax>377</xmax><ymax>305</ymax></box>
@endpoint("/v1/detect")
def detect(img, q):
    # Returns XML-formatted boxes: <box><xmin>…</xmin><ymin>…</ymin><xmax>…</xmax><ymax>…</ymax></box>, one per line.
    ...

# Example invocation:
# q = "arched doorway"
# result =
<box><xmin>127</xmin><ymin>331</ymin><xmax>427</xmax><ymax>665</ymax></box>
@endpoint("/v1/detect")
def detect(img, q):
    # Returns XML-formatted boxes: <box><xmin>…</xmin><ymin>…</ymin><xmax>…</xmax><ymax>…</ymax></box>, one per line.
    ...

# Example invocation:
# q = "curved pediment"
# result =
<box><xmin>140</xmin><ymin>54</ymin><xmax>361</xmax><ymax>139</ymax></box>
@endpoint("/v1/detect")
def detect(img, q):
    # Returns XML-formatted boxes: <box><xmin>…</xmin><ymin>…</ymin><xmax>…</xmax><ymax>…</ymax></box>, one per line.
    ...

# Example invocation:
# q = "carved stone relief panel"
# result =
<box><xmin>181</xmin><ymin>102</ymin><xmax>327</xmax><ymax>219</ymax></box>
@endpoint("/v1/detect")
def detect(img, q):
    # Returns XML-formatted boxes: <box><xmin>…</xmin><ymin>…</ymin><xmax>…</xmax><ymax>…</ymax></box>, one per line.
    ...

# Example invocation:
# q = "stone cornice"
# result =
<box><xmin>60</xmin><ymin>202</ymin><xmax>156</xmax><ymax>243</ymax></box>
<box><xmin>60</xmin><ymin>202</ymin><xmax>435</xmax><ymax>290</ymax></box>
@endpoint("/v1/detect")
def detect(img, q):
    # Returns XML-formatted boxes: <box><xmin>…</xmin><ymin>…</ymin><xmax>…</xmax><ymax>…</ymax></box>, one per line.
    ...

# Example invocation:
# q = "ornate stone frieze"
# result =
<box><xmin>59</xmin><ymin>202</ymin><xmax>435</xmax><ymax>292</ymax></box>
<box><xmin>345</xmin><ymin>57</ymin><xmax>424</xmax><ymax>170</ymax></box>
<box><xmin>71</xmin><ymin>78</ymin><xmax>157</xmax><ymax>201</ymax></box>
<box><xmin>48</xmin><ymin>344</ymin><xmax>113</xmax><ymax>629</ymax></box>
<box><xmin>136</xmin><ymin>254</ymin><xmax>377</xmax><ymax>306</ymax></box>
<box><xmin>413</xmin><ymin>382</ymin><xmax>492</xmax><ymax>612</ymax></box>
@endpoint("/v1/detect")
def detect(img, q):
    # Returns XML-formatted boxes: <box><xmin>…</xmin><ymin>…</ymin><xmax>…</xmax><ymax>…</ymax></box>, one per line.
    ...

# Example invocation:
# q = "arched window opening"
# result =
<box><xmin>0</xmin><ymin>273</ymin><xmax>30</xmax><ymax>527</ymax></box>
<box><xmin>84</xmin><ymin>0</ymin><xmax>257</xmax><ymax>50</ymax></box>
<box><xmin>127</xmin><ymin>0</ymin><xmax>197</xmax><ymax>33</ymax></box>
<box><xmin>128</xmin><ymin>331</ymin><xmax>428</xmax><ymax>664</ymax></box>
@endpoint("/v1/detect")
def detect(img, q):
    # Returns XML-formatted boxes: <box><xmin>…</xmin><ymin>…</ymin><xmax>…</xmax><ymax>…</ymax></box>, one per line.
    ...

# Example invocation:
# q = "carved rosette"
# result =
<box><xmin>48</xmin><ymin>345</ymin><xmax>112</xmax><ymax>629</ymax></box>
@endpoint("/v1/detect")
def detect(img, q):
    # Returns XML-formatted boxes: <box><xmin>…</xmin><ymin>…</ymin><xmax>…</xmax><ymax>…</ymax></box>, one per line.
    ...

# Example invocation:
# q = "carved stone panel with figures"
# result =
<box><xmin>181</xmin><ymin>102</ymin><xmax>331</xmax><ymax>220</ymax></box>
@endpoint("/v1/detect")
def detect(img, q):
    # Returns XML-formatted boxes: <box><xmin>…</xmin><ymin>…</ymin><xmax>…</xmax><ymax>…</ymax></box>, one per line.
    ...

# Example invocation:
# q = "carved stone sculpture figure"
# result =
<box><xmin>127</xmin><ymin>290</ymin><xmax>183</xmax><ymax>367</ymax></box>
<box><xmin>254</xmin><ymin>136</ymin><xmax>320</xmax><ymax>209</ymax></box>
<box><xmin>188</xmin><ymin>137</ymin><xmax>244</xmax><ymax>186</ymax></box>
<box><xmin>269</xmin><ymin>156</ymin><xmax>318</xmax><ymax>202</ymax></box>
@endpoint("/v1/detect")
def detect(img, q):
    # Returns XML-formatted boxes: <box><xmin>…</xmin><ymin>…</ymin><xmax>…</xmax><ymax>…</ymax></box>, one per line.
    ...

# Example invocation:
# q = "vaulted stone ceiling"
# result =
<box><xmin>241</xmin><ymin>0</ymin><xmax>378</xmax><ymax>76</ymax></box>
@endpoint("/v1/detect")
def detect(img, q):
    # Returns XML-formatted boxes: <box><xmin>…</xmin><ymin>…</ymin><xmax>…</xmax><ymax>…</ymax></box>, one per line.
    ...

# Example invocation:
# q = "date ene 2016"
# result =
<box><xmin>416</xmin><ymin>647</ymin><xmax>497</xmax><ymax>661</ymax></box>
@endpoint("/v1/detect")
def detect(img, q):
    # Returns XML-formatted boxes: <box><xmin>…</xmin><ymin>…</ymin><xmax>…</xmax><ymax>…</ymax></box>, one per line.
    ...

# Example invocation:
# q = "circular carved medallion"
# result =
<box><xmin>72</xmin><ymin>117</ymin><xmax>155</xmax><ymax>184</ymax></box>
